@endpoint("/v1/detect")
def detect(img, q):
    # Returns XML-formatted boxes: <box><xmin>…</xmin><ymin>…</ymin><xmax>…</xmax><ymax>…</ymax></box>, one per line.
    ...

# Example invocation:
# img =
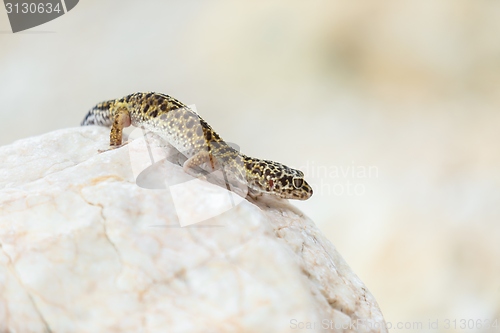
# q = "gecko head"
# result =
<box><xmin>245</xmin><ymin>158</ymin><xmax>313</xmax><ymax>200</ymax></box>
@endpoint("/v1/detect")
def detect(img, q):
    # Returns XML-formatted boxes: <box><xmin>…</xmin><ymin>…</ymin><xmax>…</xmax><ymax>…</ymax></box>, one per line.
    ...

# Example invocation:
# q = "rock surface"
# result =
<box><xmin>0</xmin><ymin>127</ymin><xmax>387</xmax><ymax>333</ymax></box>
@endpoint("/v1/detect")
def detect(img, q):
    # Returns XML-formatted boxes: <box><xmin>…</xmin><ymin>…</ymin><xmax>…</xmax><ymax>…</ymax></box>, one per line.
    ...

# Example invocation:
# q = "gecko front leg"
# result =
<box><xmin>110</xmin><ymin>103</ymin><xmax>132</xmax><ymax>146</ymax></box>
<box><xmin>98</xmin><ymin>103</ymin><xmax>132</xmax><ymax>153</ymax></box>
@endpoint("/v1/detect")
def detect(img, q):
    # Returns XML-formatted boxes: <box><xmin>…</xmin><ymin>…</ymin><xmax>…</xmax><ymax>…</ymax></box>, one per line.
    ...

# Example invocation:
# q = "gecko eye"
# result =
<box><xmin>292</xmin><ymin>177</ymin><xmax>304</xmax><ymax>189</ymax></box>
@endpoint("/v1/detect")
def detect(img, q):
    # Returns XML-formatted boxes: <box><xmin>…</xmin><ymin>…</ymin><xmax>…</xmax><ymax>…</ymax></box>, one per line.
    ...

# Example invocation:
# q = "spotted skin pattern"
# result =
<box><xmin>81</xmin><ymin>92</ymin><xmax>313</xmax><ymax>200</ymax></box>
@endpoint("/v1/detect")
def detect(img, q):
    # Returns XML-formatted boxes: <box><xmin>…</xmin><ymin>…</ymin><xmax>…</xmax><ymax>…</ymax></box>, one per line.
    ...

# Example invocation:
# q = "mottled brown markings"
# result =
<box><xmin>253</xmin><ymin>169</ymin><xmax>263</xmax><ymax>176</ymax></box>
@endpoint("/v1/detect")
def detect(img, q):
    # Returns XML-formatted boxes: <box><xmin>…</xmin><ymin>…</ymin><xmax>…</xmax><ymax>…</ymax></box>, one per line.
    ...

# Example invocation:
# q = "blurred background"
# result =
<box><xmin>1</xmin><ymin>1</ymin><xmax>499</xmax><ymax>332</ymax></box>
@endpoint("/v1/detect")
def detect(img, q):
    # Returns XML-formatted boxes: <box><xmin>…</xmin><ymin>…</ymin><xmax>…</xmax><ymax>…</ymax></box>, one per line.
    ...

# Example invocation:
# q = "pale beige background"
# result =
<box><xmin>1</xmin><ymin>1</ymin><xmax>499</xmax><ymax>332</ymax></box>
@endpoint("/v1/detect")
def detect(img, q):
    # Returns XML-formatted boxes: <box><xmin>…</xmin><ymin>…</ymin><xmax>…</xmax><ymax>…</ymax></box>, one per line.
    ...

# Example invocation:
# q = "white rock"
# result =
<box><xmin>0</xmin><ymin>127</ymin><xmax>387</xmax><ymax>333</ymax></box>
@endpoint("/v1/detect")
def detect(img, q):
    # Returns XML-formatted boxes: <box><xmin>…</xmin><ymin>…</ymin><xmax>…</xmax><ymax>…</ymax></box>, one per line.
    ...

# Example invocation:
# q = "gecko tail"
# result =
<box><xmin>81</xmin><ymin>100</ymin><xmax>115</xmax><ymax>127</ymax></box>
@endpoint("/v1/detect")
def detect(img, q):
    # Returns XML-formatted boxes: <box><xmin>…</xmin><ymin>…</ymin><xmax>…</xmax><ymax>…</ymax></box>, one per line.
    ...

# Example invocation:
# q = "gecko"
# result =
<box><xmin>81</xmin><ymin>92</ymin><xmax>313</xmax><ymax>200</ymax></box>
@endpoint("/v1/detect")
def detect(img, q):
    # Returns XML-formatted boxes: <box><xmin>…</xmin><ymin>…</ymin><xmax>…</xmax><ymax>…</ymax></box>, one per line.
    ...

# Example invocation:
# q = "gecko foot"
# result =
<box><xmin>98</xmin><ymin>141</ymin><xmax>130</xmax><ymax>154</ymax></box>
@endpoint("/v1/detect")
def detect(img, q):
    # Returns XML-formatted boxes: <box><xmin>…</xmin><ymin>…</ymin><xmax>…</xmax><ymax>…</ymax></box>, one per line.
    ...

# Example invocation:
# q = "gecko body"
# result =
<box><xmin>81</xmin><ymin>92</ymin><xmax>313</xmax><ymax>200</ymax></box>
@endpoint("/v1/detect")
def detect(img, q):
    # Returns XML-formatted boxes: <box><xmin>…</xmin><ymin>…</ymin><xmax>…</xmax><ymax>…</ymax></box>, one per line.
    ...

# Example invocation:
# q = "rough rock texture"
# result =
<box><xmin>0</xmin><ymin>127</ymin><xmax>387</xmax><ymax>333</ymax></box>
